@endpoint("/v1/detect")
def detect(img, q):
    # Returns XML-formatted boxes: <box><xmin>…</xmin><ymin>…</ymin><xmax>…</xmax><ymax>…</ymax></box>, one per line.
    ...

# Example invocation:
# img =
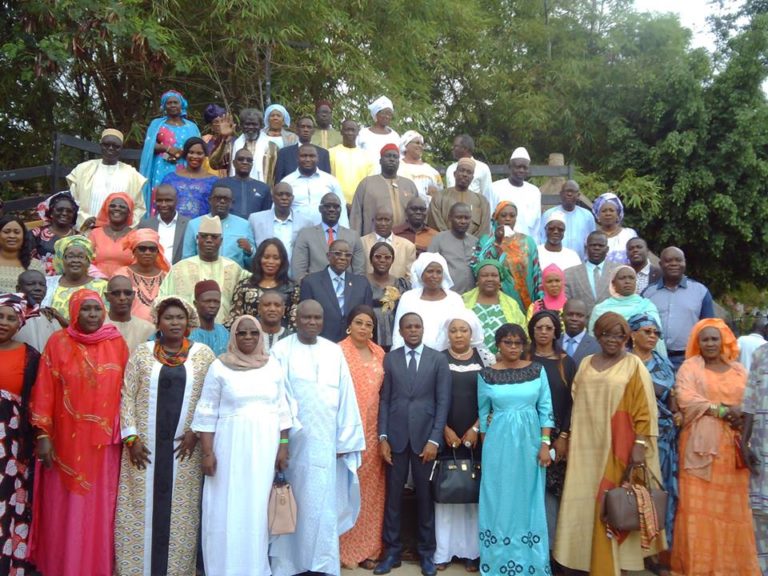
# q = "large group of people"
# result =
<box><xmin>0</xmin><ymin>90</ymin><xmax>765</xmax><ymax>576</ymax></box>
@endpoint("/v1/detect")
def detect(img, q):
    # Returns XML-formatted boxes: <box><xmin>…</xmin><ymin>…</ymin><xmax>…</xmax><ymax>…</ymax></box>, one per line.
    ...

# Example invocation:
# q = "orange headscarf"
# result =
<box><xmin>492</xmin><ymin>200</ymin><xmax>516</xmax><ymax>222</ymax></box>
<box><xmin>685</xmin><ymin>318</ymin><xmax>739</xmax><ymax>362</ymax></box>
<box><xmin>95</xmin><ymin>192</ymin><xmax>135</xmax><ymax>228</ymax></box>
<box><xmin>122</xmin><ymin>228</ymin><xmax>171</xmax><ymax>273</ymax></box>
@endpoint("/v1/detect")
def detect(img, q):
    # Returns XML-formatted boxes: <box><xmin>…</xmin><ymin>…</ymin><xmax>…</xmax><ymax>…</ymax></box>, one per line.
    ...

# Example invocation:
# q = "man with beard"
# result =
<box><xmin>392</xmin><ymin>196</ymin><xmax>438</xmax><ymax>256</ymax></box>
<box><xmin>537</xmin><ymin>211</ymin><xmax>581</xmax><ymax>271</ymax></box>
<box><xmin>428</xmin><ymin>157</ymin><xmax>490</xmax><ymax>237</ymax></box>
<box><xmin>104</xmin><ymin>274</ymin><xmax>155</xmax><ymax>352</ymax></box>
<box><xmin>490</xmin><ymin>146</ymin><xmax>541</xmax><ymax>239</ymax></box>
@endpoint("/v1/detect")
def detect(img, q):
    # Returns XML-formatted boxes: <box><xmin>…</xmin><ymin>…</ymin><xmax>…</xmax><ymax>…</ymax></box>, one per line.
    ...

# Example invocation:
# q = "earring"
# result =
<box><xmin>346</xmin><ymin>328</ymin><xmax>351</xmax><ymax>335</ymax></box>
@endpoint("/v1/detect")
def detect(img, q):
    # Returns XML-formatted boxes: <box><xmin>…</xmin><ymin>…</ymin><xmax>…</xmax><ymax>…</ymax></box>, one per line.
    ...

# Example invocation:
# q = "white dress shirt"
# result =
<box><xmin>280</xmin><ymin>169</ymin><xmax>349</xmax><ymax>228</ymax></box>
<box><xmin>157</xmin><ymin>212</ymin><xmax>178</xmax><ymax>266</ymax></box>
<box><xmin>490</xmin><ymin>179</ymin><xmax>542</xmax><ymax>239</ymax></box>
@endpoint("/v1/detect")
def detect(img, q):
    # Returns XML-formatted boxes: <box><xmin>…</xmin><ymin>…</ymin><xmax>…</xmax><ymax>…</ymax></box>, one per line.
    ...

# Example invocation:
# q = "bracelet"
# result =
<box><xmin>718</xmin><ymin>405</ymin><xmax>728</xmax><ymax>418</ymax></box>
<box><xmin>124</xmin><ymin>435</ymin><xmax>138</xmax><ymax>447</ymax></box>
<box><xmin>634</xmin><ymin>439</ymin><xmax>648</xmax><ymax>447</ymax></box>
<box><xmin>559</xmin><ymin>431</ymin><xmax>570</xmax><ymax>440</ymax></box>
<box><xmin>540</xmin><ymin>435</ymin><xmax>551</xmax><ymax>442</ymax></box>
<box><xmin>472</xmin><ymin>426</ymin><xmax>480</xmax><ymax>433</ymax></box>
<box><xmin>279</xmin><ymin>439</ymin><xmax>289</xmax><ymax>444</ymax></box>
<box><xmin>541</xmin><ymin>439</ymin><xmax>552</xmax><ymax>446</ymax></box>
<box><xmin>36</xmin><ymin>434</ymin><xmax>50</xmax><ymax>440</ymax></box>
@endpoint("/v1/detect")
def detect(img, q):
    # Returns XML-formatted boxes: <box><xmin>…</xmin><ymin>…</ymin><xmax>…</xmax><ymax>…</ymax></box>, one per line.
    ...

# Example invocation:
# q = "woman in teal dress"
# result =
<box><xmin>478</xmin><ymin>323</ymin><xmax>554</xmax><ymax>575</ymax></box>
<box><xmin>139</xmin><ymin>89</ymin><xmax>201</xmax><ymax>209</ymax></box>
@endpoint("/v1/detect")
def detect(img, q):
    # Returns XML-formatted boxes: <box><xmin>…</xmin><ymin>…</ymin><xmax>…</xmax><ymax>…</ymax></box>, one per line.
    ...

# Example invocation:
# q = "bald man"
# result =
<box><xmin>642</xmin><ymin>246</ymin><xmax>715</xmax><ymax>369</ymax></box>
<box><xmin>269</xmin><ymin>299</ymin><xmax>365</xmax><ymax>576</ymax></box>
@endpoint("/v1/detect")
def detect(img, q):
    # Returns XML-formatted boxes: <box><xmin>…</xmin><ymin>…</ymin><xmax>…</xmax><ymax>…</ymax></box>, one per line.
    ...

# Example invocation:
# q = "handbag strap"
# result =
<box><xmin>620</xmin><ymin>463</ymin><xmax>663</xmax><ymax>490</ymax></box>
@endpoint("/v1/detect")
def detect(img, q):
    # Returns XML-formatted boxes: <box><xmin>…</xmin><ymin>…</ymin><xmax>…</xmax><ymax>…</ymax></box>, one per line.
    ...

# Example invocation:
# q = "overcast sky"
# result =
<box><xmin>633</xmin><ymin>0</ymin><xmax>744</xmax><ymax>50</ymax></box>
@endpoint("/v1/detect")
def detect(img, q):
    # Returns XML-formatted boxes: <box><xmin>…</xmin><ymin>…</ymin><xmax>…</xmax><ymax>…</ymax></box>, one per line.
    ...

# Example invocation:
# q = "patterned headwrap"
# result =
<box><xmin>685</xmin><ymin>318</ymin><xmax>739</xmax><ymax>362</ymax></box>
<box><xmin>409</xmin><ymin>252</ymin><xmax>454</xmax><ymax>291</ymax></box>
<box><xmin>592</xmin><ymin>192</ymin><xmax>625</xmax><ymax>223</ymax></box>
<box><xmin>264</xmin><ymin>104</ymin><xmax>291</xmax><ymax>128</ymax></box>
<box><xmin>122</xmin><ymin>228</ymin><xmax>170</xmax><ymax>273</ymax></box>
<box><xmin>0</xmin><ymin>292</ymin><xmax>30</xmax><ymax>330</ymax></box>
<box><xmin>36</xmin><ymin>191</ymin><xmax>79</xmax><ymax>224</ymax></box>
<box><xmin>95</xmin><ymin>192</ymin><xmax>135</xmax><ymax>228</ymax></box>
<box><xmin>160</xmin><ymin>90</ymin><xmax>189</xmax><ymax>117</ymax></box>
<box><xmin>219</xmin><ymin>315</ymin><xmax>270</xmax><ymax>371</ymax></box>
<box><xmin>204</xmin><ymin>103</ymin><xmax>226</xmax><ymax>124</ymax></box>
<box><xmin>628</xmin><ymin>313</ymin><xmax>663</xmax><ymax>336</ymax></box>
<box><xmin>150</xmin><ymin>296</ymin><xmax>200</xmax><ymax>330</ymax></box>
<box><xmin>53</xmin><ymin>235</ymin><xmax>94</xmax><ymax>274</ymax></box>
<box><xmin>150</xmin><ymin>296</ymin><xmax>199</xmax><ymax>366</ymax></box>
<box><xmin>492</xmin><ymin>200</ymin><xmax>517</xmax><ymax>222</ymax></box>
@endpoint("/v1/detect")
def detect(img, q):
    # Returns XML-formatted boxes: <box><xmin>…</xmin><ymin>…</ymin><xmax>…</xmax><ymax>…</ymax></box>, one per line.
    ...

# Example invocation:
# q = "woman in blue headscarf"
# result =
<box><xmin>139</xmin><ymin>90</ymin><xmax>201</xmax><ymax>211</ymax></box>
<box><xmin>592</xmin><ymin>192</ymin><xmax>637</xmax><ymax>264</ymax></box>
<box><xmin>253</xmin><ymin>103</ymin><xmax>298</xmax><ymax>186</ymax></box>
<box><xmin>628</xmin><ymin>312</ymin><xmax>679</xmax><ymax>558</ymax></box>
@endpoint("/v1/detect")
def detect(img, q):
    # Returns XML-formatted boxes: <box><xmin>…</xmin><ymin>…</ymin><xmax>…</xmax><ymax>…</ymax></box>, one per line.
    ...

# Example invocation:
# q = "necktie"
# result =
<box><xmin>565</xmin><ymin>337</ymin><xmax>576</xmax><ymax>357</ymax></box>
<box><xmin>334</xmin><ymin>275</ymin><xmax>345</xmax><ymax>311</ymax></box>
<box><xmin>592</xmin><ymin>264</ymin><xmax>601</xmax><ymax>297</ymax></box>
<box><xmin>327</xmin><ymin>227</ymin><xmax>335</xmax><ymax>246</ymax></box>
<box><xmin>408</xmin><ymin>349</ymin><xmax>418</xmax><ymax>382</ymax></box>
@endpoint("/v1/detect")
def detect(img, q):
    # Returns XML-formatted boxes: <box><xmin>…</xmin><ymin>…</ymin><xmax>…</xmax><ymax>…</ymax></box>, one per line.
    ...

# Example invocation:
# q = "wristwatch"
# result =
<box><xmin>379</xmin><ymin>434</ymin><xmax>388</xmax><ymax>442</ymax></box>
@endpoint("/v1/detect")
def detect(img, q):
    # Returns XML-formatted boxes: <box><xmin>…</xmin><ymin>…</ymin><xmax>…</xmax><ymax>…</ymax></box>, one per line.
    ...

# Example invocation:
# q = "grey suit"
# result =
<box><xmin>290</xmin><ymin>224</ymin><xmax>365</xmax><ymax>281</ymax></box>
<box><xmin>559</xmin><ymin>332</ymin><xmax>601</xmax><ymax>368</ymax></box>
<box><xmin>378</xmin><ymin>345</ymin><xmax>451</xmax><ymax>558</ymax></box>
<box><xmin>137</xmin><ymin>214</ymin><xmax>190</xmax><ymax>264</ymax></box>
<box><xmin>564</xmin><ymin>261</ymin><xmax>619</xmax><ymax>317</ymax></box>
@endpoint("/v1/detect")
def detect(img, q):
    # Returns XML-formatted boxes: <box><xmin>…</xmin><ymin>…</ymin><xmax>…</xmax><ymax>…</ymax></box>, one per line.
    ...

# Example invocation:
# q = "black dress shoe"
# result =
<box><xmin>373</xmin><ymin>554</ymin><xmax>402</xmax><ymax>575</ymax></box>
<box><xmin>420</xmin><ymin>557</ymin><xmax>437</xmax><ymax>576</ymax></box>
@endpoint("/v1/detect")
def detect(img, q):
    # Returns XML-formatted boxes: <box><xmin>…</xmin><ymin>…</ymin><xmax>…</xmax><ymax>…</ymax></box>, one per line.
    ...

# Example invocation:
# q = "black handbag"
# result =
<box><xmin>430</xmin><ymin>449</ymin><xmax>481</xmax><ymax>504</ymax></box>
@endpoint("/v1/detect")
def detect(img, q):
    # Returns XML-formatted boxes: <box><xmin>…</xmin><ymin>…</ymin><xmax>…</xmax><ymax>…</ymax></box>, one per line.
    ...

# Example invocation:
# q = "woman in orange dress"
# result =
<box><xmin>671</xmin><ymin>318</ymin><xmax>760</xmax><ymax>575</ymax></box>
<box><xmin>88</xmin><ymin>191</ymin><xmax>135</xmax><ymax>277</ymax></box>
<box><xmin>339</xmin><ymin>304</ymin><xmax>386</xmax><ymax>569</ymax></box>
<box><xmin>29</xmin><ymin>289</ymin><xmax>129</xmax><ymax>576</ymax></box>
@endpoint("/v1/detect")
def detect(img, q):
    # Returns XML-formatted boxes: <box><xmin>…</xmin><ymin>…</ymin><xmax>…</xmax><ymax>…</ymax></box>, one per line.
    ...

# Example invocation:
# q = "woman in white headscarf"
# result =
<box><xmin>192</xmin><ymin>314</ymin><xmax>296</xmax><ymax>576</ymax></box>
<box><xmin>356</xmin><ymin>96</ymin><xmax>400</xmax><ymax>166</ymax></box>
<box><xmin>391</xmin><ymin>252</ymin><xmax>464</xmax><ymax>350</ymax></box>
<box><xmin>397</xmin><ymin>130</ymin><xmax>443</xmax><ymax>204</ymax></box>
<box><xmin>435</xmin><ymin>308</ymin><xmax>494</xmax><ymax>571</ymax></box>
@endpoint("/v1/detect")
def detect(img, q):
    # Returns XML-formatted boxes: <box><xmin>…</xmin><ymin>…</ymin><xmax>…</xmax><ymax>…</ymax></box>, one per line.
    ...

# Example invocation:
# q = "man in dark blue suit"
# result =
<box><xmin>559</xmin><ymin>298</ymin><xmax>601</xmax><ymax>368</ymax></box>
<box><xmin>274</xmin><ymin>116</ymin><xmax>331</xmax><ymax>182</ymax></box>
<box><xmin>375</xmin><ymin>313</ymin><xmax>451</xmax><ymax>576</ymax></box>
<box><xmin>298</xmin><ymin>239</ymin><xmax>373</xmax><ymax>342</ymax></box>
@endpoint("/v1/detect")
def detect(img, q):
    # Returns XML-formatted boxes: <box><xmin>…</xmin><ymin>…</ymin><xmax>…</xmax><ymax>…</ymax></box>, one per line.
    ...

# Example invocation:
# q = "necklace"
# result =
<box><xmin>449</xmin><ymin>348</ymin><xmax>473</xmax><ymax>361</ymax></box>
<box><xmin>130</xmin><ymin>269</ymin><xmax>163</xmax><ymax>308</ymax></box>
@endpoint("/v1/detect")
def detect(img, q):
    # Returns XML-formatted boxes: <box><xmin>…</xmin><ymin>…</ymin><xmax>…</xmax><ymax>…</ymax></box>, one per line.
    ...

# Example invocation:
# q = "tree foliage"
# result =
<box><xmin>1</xmin><ymin>0</ymin><xmax>767</xmax><ymax>293</ymax></box>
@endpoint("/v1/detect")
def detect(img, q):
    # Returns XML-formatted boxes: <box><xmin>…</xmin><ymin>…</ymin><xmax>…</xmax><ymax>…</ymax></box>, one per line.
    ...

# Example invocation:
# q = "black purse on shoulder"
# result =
<box><xmin>430</xmin><ymin>449</ymin><xmax>481</xmax><ymax>504</ymax></box>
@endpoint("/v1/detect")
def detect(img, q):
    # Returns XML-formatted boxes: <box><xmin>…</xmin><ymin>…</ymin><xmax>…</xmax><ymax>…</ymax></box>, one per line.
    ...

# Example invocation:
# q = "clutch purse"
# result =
<box><xmin>430</xmin><ymin>449</ymin><xmax>481</xmax><ymax>504</ymax></box>
<box><xmin>602</xmin><ymin>464</ymin><xmax>668</xmax><ymax>532</ymax></box>
<box><xmin>268</xmin><ymin>471</ymin><xmax>297</xmax><ymax>535</ymax></box>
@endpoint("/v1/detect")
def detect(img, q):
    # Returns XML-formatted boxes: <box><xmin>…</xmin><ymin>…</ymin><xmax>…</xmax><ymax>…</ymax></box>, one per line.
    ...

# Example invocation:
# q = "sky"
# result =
<box><xmin>633</xmin><ymin>0</ymin><xmax>744</xmax><ymax>51</ymax></box>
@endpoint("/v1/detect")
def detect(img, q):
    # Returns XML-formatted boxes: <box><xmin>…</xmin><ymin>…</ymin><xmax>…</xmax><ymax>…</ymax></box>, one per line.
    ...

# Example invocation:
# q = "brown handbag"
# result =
<box><xmin>268</xmin><ymin>472</ymin><xmax>297</xmax><ymax>535</ymax></box>
<box><xmin>602</xmin><ymin>464</ymin><xmax>668</xmax><ymax>532</ymax></box>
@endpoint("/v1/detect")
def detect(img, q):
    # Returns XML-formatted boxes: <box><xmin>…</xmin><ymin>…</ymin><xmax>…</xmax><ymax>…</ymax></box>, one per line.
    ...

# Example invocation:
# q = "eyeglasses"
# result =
<box><xmin>108</xmin><ymin>289</ymin><xmax>135</xmax><ymax>297</ymax></box>
<box><xmin>329</xmin><ymin>251</ymin><xmax>353</xmax><ymax>258</ymax></box>
<box><xmin>638</xmin><ymin>328</ymin><xmax>661</xmax><ymax>337</ymax></box>
<box><xmin>135</xmin><ymin>245</ymin><xmax>158</xmax><ymax>253</ymax></box>
<box><xmin>500</xmin><ymin>339</ymin><xmax>524</xmax><ymax>348</ymax></box>
<box><xmin>235</xmin><ymin>330</ymin><xmax>260</xmax><ymax>337</ymax></box>
<box><xmin>373</xmin><ymin>253</ymin><xmax>394</xmax><ymax>261</ymax></box>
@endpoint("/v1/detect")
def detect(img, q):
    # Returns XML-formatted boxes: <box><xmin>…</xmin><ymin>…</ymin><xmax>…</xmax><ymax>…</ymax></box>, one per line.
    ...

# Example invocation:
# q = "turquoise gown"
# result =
<box><xmin>478</xmin><ymin>363</ymin><xmax>554</xmax><ymax>575</ymax></box>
